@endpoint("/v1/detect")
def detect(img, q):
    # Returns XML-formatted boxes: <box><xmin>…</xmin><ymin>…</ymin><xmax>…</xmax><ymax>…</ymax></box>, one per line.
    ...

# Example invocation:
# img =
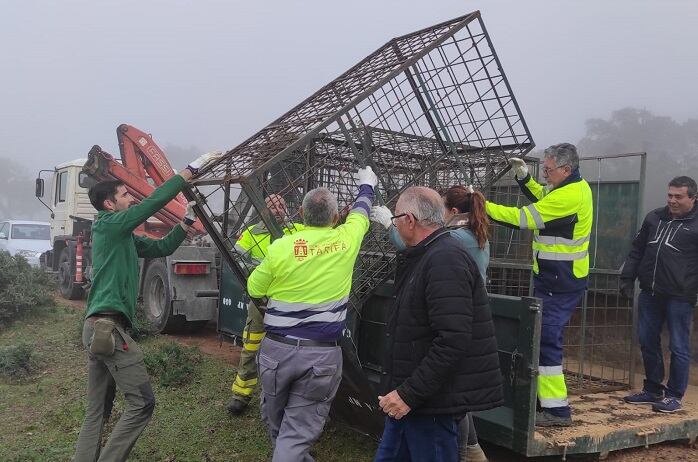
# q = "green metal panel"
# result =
<box><xmin>472</xmin><ymin>294</ymin><xmax>541</xmax><ymax>455</ymax></box>
<box><xmin>588</xmin><ymin>181</ymin><xmax>640</xmax><ymax>270</ymax></box>
<box><xmin>217</xmin><ymin>261</ymin><xmax>248</xmax><ymax>339</ymax></box>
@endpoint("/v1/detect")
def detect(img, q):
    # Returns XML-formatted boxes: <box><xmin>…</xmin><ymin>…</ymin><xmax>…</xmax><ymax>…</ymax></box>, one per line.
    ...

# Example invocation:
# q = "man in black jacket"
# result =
<box><xmin>621</xmin><ymin>176</ymin><xmax>698</xmax><ymax>413</ymax></box>
<box><xmin>374</xmin><ymin>186</ymin><xmax>503</xmax><ymax>462</ymax></box>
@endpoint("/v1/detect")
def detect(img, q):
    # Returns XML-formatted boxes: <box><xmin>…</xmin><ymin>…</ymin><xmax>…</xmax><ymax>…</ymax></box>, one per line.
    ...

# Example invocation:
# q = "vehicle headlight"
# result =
<box><xmin>17</xmin><ymin>250</ymin><xmax>42</xmax><ymax>258</ymax></box>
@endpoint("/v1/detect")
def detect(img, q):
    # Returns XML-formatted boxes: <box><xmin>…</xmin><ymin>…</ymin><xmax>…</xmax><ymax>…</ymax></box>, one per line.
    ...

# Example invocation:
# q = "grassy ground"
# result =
<box><xmin>0</xmin><ymin>305</ymin><xmax>377</xmax><ymax>462</ymax></box>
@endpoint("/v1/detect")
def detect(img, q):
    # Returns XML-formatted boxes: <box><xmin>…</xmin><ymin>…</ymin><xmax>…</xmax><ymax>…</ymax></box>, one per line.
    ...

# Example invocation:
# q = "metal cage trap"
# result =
<box><xmin>186</xmin><ymin>11</ymin><xmax>534</xmax><ymax>317</ymax></box>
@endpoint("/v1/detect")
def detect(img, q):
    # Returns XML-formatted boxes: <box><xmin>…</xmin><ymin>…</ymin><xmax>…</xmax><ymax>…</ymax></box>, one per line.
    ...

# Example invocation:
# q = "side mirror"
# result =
<box><xmin>35</xmin><ymin>178</ymin><xmax>45</xmax><ymax>198</ymax></box>
<box><xmin>0</xmin><ymin>232</ymin><xmax>6</xmax><ymax>240</ymax></box>
<box><xmin>78</xmin><ymin>172</ymin><xmax>97</xmax><ymax>189</ymax></box>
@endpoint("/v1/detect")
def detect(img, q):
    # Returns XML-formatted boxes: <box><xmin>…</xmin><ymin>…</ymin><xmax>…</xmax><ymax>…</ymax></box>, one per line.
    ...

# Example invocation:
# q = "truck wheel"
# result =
<box><xmin>142</xmin><ymin>260</ymin><xmax>185</xmax><ymax>334</ymax></box>
<box><xmin>58</xmin><ymin>248</ymin><xmax>84</xmax><ymax>300</ymax></box>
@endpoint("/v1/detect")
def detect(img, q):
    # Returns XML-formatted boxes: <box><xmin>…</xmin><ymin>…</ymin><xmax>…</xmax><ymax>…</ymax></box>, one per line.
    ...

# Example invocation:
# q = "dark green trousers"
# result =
<box><xmin>230</xmin><ymin>301</ymin><xmax>266</xmax><ymax>404</ymax></box>
<box><xmin>74</xmin><ymin>317</ymin><xmax>155</xmax><ymax>462</ymax></box>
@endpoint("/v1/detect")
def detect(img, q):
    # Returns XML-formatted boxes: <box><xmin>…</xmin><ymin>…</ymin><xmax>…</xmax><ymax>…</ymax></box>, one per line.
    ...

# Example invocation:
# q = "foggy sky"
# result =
<box><xmin>1</xmin><ymin>0</ymin><xmax>697</xmax><ymax>171</ymax></box>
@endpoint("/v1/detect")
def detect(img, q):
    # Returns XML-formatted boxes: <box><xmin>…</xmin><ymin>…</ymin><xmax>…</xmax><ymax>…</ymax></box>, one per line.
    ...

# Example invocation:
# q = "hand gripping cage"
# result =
<box><xmin>185</xmin><ymin>11</ymin><xmax>534</xmax><ymax>320</ymax></box>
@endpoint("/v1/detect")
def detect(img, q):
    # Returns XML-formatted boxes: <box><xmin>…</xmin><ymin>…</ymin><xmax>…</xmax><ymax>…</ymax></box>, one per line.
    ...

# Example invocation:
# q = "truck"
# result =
<box><xmin>35</xmin><ymin>124</ymin><xmax>220</xmax><ymax>334</ymax></box>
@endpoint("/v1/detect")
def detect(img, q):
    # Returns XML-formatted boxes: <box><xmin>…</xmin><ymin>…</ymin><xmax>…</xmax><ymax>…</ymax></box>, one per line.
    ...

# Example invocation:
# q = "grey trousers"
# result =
<box><xmin>74</xmin><ymin>318</ymin><xmax>155</xmax><ymax>462</ymax></box>
<box><xmin>257</xmin><ymin>336</ymin><xmax>342</xmax><ymax>462</ymax></box>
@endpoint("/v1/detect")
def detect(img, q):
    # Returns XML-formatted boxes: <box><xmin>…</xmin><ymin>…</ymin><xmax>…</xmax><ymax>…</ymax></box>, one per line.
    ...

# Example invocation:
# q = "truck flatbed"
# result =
<box><xmin>530</xmin><ymin>387</ymin><xmax>698</xmax><ymax>459</ymax></box>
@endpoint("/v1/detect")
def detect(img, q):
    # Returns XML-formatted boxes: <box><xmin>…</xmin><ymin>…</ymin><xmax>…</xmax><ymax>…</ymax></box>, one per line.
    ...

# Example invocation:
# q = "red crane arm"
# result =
<box><xmin>83</xmin><ymin>126</ymin><xmax>205</xmax><ymax>237</ymax></box>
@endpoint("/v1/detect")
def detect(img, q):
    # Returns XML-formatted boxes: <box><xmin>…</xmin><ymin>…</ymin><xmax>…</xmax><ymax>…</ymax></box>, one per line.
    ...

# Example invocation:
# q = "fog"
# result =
<box><xmin>1</xmin><ymin>0</ymin><xmax>697</xmax><ymax>219</ymax></box>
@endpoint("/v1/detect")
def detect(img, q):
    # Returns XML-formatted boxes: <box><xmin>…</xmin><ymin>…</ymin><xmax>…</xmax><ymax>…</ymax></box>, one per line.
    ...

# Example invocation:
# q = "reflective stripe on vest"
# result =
<box><xmin>264</xmin><ymin>308</ymin><xmax>347</xmax><ymax>328</ymax></box>
<box><xmin>536</xmin><ymin>250</ymin><xmax>588</xmax><ymax>261</ymax></box>
<box><xmin>519</xmin><ymin>204</ymin><xmax>545</xmax><ymax>230</ymax></box>
<box><xmin>535</xmin><ymin>235</ymin><xmax>590</xmax><ymax>246</ymax></box>
<box><xmin>267</xmin><ymin>296</ymin><xmax>349</xmax><ymax>313</ymax></box>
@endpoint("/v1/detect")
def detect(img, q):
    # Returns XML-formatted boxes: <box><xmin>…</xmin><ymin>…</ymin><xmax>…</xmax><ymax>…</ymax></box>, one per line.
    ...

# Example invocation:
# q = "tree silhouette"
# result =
<box><xmin>0</xmin><ymin>157</ymin><xmax>49</xmax><ymax>221</ymax></box>
<box><xmin>577</xmin><ymin>108</ymin><xmax>698</xmax><ymax>214</ymax></box>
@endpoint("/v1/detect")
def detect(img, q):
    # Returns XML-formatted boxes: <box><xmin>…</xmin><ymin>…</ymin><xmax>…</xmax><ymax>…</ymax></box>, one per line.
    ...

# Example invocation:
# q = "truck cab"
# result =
<box><xmin>48</xmin><ymin>159</ymin><xmax>95</xmax><ymax>242</ymax></box>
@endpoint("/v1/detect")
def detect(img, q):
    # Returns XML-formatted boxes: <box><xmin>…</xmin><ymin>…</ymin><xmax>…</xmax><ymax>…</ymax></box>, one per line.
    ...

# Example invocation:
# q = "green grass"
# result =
<box><xmin>0</xmin><ymin>305</ymin><xmax>377</xmax><ymax>462</ymax></box>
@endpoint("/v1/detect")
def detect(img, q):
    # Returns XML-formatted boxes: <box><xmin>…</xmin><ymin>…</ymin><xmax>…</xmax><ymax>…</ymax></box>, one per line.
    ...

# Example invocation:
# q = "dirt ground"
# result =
<box><xmin>166</xmin><ymin>321</ymin><xmax>240</xmax><ymax>364</ymax></box>
<box><xmin>60</xmin><ymin>296</ymin><xmax>698</xmax><ymax>461</ymax></box>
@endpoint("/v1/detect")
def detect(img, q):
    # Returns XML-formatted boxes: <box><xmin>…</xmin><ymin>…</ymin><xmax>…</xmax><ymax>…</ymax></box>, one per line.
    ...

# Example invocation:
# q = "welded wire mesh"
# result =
<box><xmin>187</xmin><ymin>11</ymin><xmax>534</xmax><ymax>314</ymax></box>
<box><xmin>564</xmin><ymin>271</ymin><xmax>634</xmax><ymax>393</ymax></box>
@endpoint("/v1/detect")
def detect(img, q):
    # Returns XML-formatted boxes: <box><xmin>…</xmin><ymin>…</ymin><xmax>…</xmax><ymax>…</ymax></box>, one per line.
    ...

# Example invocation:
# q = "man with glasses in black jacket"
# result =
<box><xmin>374</xmin><ymin>186</ymin><xmax>502</xmax><ymax>462</ymax></box>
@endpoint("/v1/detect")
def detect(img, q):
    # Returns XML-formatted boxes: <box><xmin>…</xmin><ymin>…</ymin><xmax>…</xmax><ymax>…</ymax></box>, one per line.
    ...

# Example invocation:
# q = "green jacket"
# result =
<box><xmin>85</xmin><ymin>175</ymin><xmax>187</xmax><ymax>325</ymax></box>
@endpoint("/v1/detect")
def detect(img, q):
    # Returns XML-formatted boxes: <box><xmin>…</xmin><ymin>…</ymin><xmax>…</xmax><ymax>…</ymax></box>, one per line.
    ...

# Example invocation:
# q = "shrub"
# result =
<box><xmin>0</xmin><ymin>343</ymin><xmax>35</xmax><ymax>380</ymax></box>
<box><xmin>0</xmin><ymin>251</ymin><xmax>55</xmax><ymax>326</ymax></box>
<box><xmin>144</xmin><ymin>342</ymin><xmax>200</xmax><ymax>387</ymax></box>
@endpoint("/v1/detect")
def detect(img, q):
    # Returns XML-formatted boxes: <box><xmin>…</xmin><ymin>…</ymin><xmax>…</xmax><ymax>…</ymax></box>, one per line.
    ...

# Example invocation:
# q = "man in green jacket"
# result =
<box><xmin>73</xmin><ymin>151</ymin><xmax>222</xmax><ymax>462</ymax></box>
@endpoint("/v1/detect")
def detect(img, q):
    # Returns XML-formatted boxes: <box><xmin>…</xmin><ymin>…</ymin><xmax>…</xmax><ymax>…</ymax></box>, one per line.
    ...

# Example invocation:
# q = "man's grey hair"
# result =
<box><xmin>302</xmin><ymin>187</ymin><xmax>338</xmax><ymax>227</ymax></box>
<box><xmin>399</xmin><ymin>186</ymin><xmax>445</xmax><ymax>227</ymax></box>
<box><xmin>544</xmin><ymin>143</ymin><xmax>579</xmax><ymax>170</ymax></box>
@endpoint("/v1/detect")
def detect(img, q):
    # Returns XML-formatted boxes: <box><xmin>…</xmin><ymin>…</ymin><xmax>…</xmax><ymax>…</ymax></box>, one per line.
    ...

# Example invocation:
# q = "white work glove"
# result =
<box><xmin>185</xmin><ymin>201</ymin><xmax>197</xmax><ymax>220</ymax></box>
<box><xmin>183</xmin><ymin>201</ymin><xmax>197</xmax><ymax>226</ymax></box>
<box><xmin>357</xmin><ymin>165</ymin><xmax>378</xmax><ymax>188</ymax></box>
<box><xmin>370</xmin><ymin>205</ymin><xmax>393</xmax><ymax>229</ymax></box>
<box><xmin>187</xmin><ymin>150</ymin><xmax>225</xmax><ymax>174</ymax></box>
<box><xmin>509</xmin><ymin>157</ymin><xmax>528</xmax><ymax>179</ymax></box>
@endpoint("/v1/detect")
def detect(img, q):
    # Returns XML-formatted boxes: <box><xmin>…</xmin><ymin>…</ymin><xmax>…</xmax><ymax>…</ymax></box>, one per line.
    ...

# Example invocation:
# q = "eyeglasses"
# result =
<box><xmin>542</xmin><ymin>164</ymin><xmax>569</xmax><ymax>175</ymax></box>
<box><xmin>391</xmin><ymin>213</ymin><xmax>418</xmax><ymax>225</ymax></box>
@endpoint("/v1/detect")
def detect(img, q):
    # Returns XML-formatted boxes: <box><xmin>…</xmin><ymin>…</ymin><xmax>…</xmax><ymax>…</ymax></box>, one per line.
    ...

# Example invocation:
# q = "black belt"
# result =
<box><xmin>266</xmin><ymin>332</ymin><xmax>338</xmax><ymax>347</ymax></box>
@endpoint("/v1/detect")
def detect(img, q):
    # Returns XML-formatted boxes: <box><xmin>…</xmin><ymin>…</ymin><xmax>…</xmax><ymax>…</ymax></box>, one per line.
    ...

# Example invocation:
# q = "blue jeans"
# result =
<box><xmin>374</xmin><ymin>414</ymin><xmax>458</xmax><ymax>462</ymax></box>
<box><xmin>638</xmin><ymin>290</ymin><xmax>694</xmax><ymax>399</ymax></box>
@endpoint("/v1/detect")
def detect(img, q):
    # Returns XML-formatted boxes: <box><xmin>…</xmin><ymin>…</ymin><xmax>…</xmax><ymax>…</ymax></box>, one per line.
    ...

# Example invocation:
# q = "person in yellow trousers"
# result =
<box><xmin>486</xmin><ymin>143</ymin><xmax>593</xmax><ymax>427</ymax></box>
<box><xmin>226</xmin><ymin>194</ymin><xmax>304</xmax><ymax>415</ymax></box>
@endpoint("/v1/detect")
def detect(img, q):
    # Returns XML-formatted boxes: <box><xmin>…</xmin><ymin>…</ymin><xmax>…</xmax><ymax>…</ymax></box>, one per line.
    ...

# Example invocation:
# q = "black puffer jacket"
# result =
<box><xmin>621</xmin><ymin>204</ymin><xmax>698</xmax><ymax>304</ymax></box>
<box><xmin>380</xmin><ymin>228</ymin><xmax>504</xmax><ymax>415</ymax></box>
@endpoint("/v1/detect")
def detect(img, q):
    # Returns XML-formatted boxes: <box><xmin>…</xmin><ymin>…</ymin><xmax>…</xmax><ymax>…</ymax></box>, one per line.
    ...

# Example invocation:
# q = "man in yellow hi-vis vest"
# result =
<box><xmin>248</xmin><ymin>167</ymin><xmax>376</xmax><ymax>461</ymax></box>
<box><xmin>486</xmin><ymin>143</ymin><xmax>593</xmax><ymax>427</ymax></box>
<box><xmin>226</xmin><ymin>194</ymin><xmax>304</xmax><ymax>415</ymax></box>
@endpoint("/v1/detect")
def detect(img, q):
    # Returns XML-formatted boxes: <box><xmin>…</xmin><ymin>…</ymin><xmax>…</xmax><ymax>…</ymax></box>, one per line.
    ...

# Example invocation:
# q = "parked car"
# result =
<box><xmin>0</xmin><ymin>220</ymin><xmax>52</xmax><ymax>267</ymax></box>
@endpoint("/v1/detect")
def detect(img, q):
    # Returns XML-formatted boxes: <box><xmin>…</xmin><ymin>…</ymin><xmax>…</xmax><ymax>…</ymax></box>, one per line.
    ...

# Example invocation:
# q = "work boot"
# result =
<box><xmin>226</xmin><ymin>398</ymin><xmax>248</xmax><ymax>415</ymax></box>
<box><xmin>535</xmin><ymin>411</ymin><xmax>572</xmax><ymax>427</ymax></box>
<box><xmin>462</xmin><ymin>443</ymin><xmax>488</xmax><ymax>462</ymax></box>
